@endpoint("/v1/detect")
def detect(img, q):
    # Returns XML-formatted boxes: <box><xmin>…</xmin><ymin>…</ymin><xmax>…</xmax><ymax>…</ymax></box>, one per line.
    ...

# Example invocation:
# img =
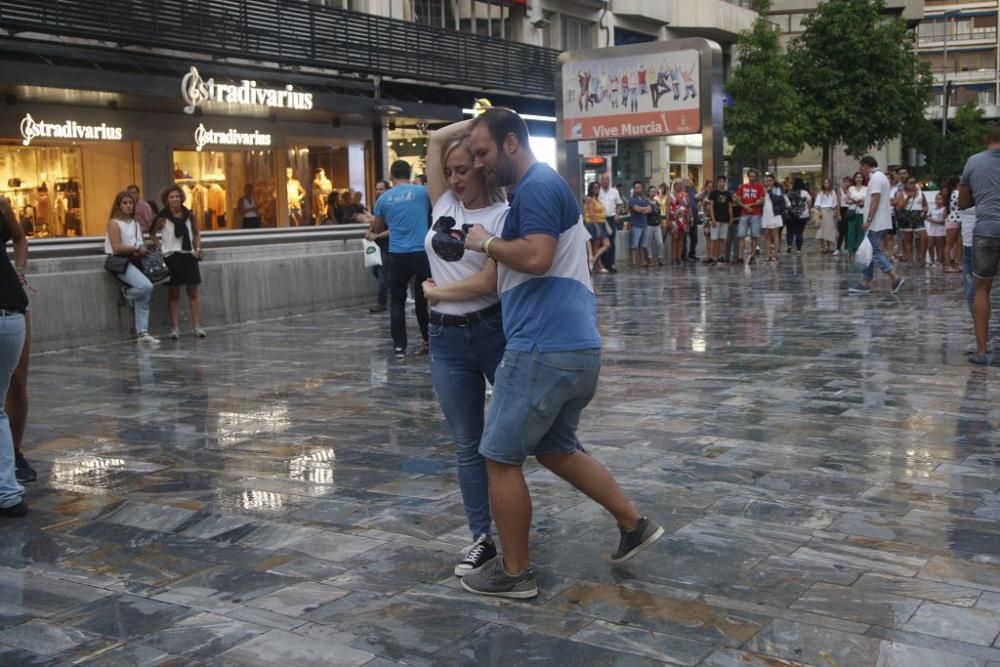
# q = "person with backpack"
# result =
<box><xmin>761</xmin><ymin>174</ymin><xmax>788</xmax><ymax>263</ymax></box>
<box><xmin>785</xmin><ymin>177</ymin><xmax>812</xmax><ymax>255</ymax></box>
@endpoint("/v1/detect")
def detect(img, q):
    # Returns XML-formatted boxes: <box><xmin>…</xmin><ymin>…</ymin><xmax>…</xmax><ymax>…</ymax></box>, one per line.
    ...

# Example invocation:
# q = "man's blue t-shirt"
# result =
<box><xmin>373</xmin><ymin>184</ymin><xmax>431</xmax><ymax>253</ymax></box>
<box><xmin>962</xmin><ymin>148</ymin><xmax>1000</xmax><ymax>239</ymax></box>
<box><xmin>629</xmin><ymin>195</ymin><xmax>649</xmax><ymax>228</ymax></box>
<box><xmin>496</xmin><ymin>163</ymin><xmax>600</xmax><ymax>352</ymax></box>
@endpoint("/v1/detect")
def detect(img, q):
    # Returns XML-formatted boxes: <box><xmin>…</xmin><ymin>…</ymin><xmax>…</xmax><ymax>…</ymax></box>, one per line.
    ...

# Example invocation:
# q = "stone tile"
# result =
<box><xmin>905</xmin><ymin>602</ymin><xmax>1000</xmax><ymax>646</ymax></box>
<box><xmin>867</xmin><ymin>626</ymin><xmax>1000</xmax><ymax>664</ymax></box>
<box><xmin>245</xmin><ymin>582</ymin><xmax>350</xmax><ymax>617</ymax></box>
<box><xmin>701</xmin><ymin>648</ymin><xmax>814</xmax><ymax>666</ymax></box>
<box><xmin>570</xmin><ymin>618</ymin><xmax>715</xmax><ymax>665</ymax></box>
<box><xmin>0</xmin><ymin>619</ymin><xmax>109</xmax><ymax>658</ymax></box>
<box><xmin>855</xmin><ymin>573</ymin><xmax>983</xmax><ymax>607</ymax></box>
<box><xmin>433</xmin><ymin>623</ymin><xmax>664</xmax><ymax>666</ymax></box>
<box><xmin>283</xmin><ymin>530</ymin><xmax>384</xmax><ymax>563</ymax></box>
<box><xmin>53</xmin><ymin>595</ymin><xmax>195</xmax><ymax>641</ymax></box>
<box><xmin>744</xmin><ymin>618</ymin><xmax>883</xmax><ymax>665</ymax></box>
<box><xmin>789</xmin><ymin>582</ymin><xmax>922</xmax><ymax>627</ymax></box>
<box><xmin>0</xmin><ymin>568</ymin><xmax>113</xmax><ymax>619</ymax></box>
<box><xmin>217</xmin><ymin>629</ymin><xmax>374</xmax><ymax>667</ymax></box>
<box><xmin>0</xmin><ymin>645</ymin><xmax>73</xmax><ymax>666</ymax></box>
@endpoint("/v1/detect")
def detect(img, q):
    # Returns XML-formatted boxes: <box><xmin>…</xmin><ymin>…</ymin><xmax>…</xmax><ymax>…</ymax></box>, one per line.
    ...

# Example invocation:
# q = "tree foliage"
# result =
<box><xmin>787</xmin><ymin>0</ymin><xmax>932</xmax><ymax>160</ymax></box>
<box><xmin>725</xmin><ymin>0</ymin><xmax>806</xmax><ymax>169</ymax></box>
<box><xmin>905</xmin><ymin>103</ymin><xmax>990</xmax><ymax>182</ymax></box>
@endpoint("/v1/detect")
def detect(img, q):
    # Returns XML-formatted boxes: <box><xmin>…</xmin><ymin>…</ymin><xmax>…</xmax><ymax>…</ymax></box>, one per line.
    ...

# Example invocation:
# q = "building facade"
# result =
<box><xmin>917</xmin><ymin>0</ymin><xmax>1000</xmax><ymax>121</ymax></box>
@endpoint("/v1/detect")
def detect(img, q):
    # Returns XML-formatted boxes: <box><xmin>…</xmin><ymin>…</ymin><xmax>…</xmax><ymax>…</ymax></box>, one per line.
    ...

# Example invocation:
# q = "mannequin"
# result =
<box><xmin>286</xmin><ymin>167</ymin><xmax>305</xmax><ymax>227</ymax></box>
<box><xmin>311</xmin><ymin>168</ymin><xmax>333</xmax><ymax>225</ymax></box>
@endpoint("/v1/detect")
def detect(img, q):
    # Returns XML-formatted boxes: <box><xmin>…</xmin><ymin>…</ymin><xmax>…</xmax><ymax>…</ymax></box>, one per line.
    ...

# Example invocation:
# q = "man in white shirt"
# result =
<box><xmin>849</xmin><ymin>156</ymin><xmax>905</xmax><ymax>294</ymax></box>
<box><xmin>597</xmin><ymin>172</ymin><xmax>623</xmax><ymax>273</ymax></box>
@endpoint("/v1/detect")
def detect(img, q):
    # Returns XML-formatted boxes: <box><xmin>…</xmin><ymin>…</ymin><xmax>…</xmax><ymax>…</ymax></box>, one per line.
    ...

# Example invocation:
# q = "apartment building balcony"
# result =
<box><xmin>0</xmin><ymin>0</ymin><xmax>560</xmax><ymax>97</ymax></box>
<box><xmin>612</xmin><ymin>0</ymin><xmax>757</xmax><ymax>42</ymax></box>
<box><xmin>933</xmin><ymin>68</ymin><xmax>999</xmax><ymax>85</ymax></box>
<box><xmin>919</xmin><ymin>30</ymin><xmax>998</xmax><ymax>50</ymax></box>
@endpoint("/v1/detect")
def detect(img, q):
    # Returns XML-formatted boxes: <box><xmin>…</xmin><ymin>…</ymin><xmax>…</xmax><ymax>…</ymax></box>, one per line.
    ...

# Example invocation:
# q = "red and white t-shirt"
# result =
<box><xmin>737</xmin><ymin>182</ymin><xmax>766</xmax><ymax>216</ymax></box>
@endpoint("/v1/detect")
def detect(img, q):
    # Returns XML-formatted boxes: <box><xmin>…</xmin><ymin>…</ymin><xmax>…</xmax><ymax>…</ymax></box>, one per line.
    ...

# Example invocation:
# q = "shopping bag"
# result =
<box><xmin>855</xmin><ymin>235</ymin><xmax>872</xmax><ymax>271</ymax></box>
<box><xmin>362</xmin><ymin>238</ymin><xmax>382</xmax><ymax>268</ymax></box>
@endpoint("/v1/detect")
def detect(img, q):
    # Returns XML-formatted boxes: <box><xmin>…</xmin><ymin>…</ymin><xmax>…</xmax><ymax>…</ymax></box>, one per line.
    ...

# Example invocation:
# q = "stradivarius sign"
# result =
<box><xmin>194</xmin><ymin>124</ymin><xmax>272</xmax><ymax>152</ymax></box>
<box><xmin>19</xmin><ymin>113</ymin><xmax>123</xmax><ymax>146</ymax></box>
<box><xmin>181</xmin><ymin>66</ymin><xmax>314</xmax><ymax>114</ymax></box>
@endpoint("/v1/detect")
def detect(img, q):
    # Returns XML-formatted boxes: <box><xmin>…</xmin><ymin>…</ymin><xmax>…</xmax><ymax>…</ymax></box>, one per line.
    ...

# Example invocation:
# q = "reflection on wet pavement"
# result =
<box><xmin>3</xmin><ymin>255</ymin><xmax>1000</xmax><ymax>665</ymax></box>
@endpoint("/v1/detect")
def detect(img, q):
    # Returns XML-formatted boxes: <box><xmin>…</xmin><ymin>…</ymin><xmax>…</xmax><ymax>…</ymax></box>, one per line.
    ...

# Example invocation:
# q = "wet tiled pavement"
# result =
<box><xmin>4</xmin><ymin>251</ymin><xmax>1000</xmax><ymax>666</ymax></box>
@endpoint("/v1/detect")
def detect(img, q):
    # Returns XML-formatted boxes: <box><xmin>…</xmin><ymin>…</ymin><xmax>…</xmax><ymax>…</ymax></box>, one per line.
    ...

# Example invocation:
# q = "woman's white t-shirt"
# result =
<box><xmin>425</xmin><ymin>190</ymin><xmax>508</xmax><ymax>316</ymax></box>
<box><xmin>160</xmin><ymin>213</ymin><xmax>196</xmax><ymax>256</ymax></box>
<box><xmin>848</xmin><ymin>186</ymin><xmax>867</xmax><ymax>216</ymax></box>
<box><xmin>902</xmin><ymin>190</ymin><xmax>924</xmax><ymax>212</ymax></box>
<box><xmin>814</xmin><ymin>191</ymin><xmax>837</xmax><ymax>209</ymax></box>
<box><xmin>240</xmin><ymin>197</ymin><xmax>258</xmax><ymax>220</ymax></box>
<box><xmin>761</xmin><ymin>190</ymin><xmax>785</xmax><ymax>229</ymax></box>
<box><xmin>104</xmin><ymin>218</ymin><xmax>142</xmax><ymax>254</ymax></box>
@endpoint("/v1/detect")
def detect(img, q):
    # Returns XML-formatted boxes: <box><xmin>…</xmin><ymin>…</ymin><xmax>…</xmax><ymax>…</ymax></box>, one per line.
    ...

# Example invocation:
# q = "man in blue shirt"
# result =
<box><xmin>460</xmin><ymin>108</ymin><xmax>662</xmax><ymax>600</ymax></box>
<box><xmin>960</xmin><ymin>125</ymin><xmax>1000</xmax><ymax>363</ymax></box>
<box><xmin>372</xmin><ymin>160</ymin><xmax>432</xmax><ymax>359</ymax></box>
<box><xmin>628</xmin><ymin>180</ymin><xmax>652</xmax><ymax>268</ymax></box>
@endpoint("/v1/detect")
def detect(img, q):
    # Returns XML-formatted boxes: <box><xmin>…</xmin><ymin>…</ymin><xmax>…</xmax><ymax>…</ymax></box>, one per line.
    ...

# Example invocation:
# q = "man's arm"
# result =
<box><xmin>864</xmin><ymin>193</ymin><xmax>880</xmax><ymax>229</ymax></box>
<box><xmin>370</xmin><ymin>215</ymin><xmax>387</xmax><ymax>234</ymax></box>
<box><xmin>426</xmin><ymin>119</ymin><xmax>474</xmax><ymax>206</ymax></box>
<box><xmin>959</xmin><ymin>184</ymin><xmax>974</xmax><ymax>210</ymax></box>
<box><xmin>465</xmin><ymin>225</ymin><xmax>557</xmax><ymax>276</ymax></box>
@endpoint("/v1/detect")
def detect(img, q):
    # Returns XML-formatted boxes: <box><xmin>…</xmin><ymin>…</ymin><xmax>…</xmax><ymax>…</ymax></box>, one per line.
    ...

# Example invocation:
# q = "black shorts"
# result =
<box><xmin>165</xmin><ymin>252</ymin><xmax>202</xmax><ymax>287</ymax></box>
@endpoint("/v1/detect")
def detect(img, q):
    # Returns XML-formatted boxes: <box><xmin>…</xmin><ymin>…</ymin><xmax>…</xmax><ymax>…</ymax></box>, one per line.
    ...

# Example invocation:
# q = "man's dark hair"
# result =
<box><xmin>389</xmin><ymin>160</ymin><xmax>412</xmax><ymax>180</ymax></box>
<box><xmin>987</xmin><ymin>124</ymin><xmax>1000</xmax><ymax>144</ymax></box>
<box><xmin>632</xmin><ymin>180</ymin><xmax>643</xmax><ymax>187</ymax></box>
<box><xmin>860</xmin><ymin>155</ymin><xmax>878</xmax><ymax>168</ymax></box>
<box><xmin>716</xmin><ymin>175</ymin><xmax>727</xmax><ymax>182</ymax></box>
<box><xmin>747</xmin><ymin>169</ymin><xmax>758</xmax><ymax>177</ymax></box>
<box><xmin>471</xmin><ymin>107</ymin><xmax>530</xmax><ymax>150</ymax></box>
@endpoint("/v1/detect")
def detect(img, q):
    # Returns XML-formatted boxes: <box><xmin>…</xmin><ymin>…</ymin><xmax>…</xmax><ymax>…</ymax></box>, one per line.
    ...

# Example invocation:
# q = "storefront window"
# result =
<box><xmin>0</xmin><ymin>142</ymin><xmax>140</xmax><ymax>237</ymax></box>
<box><xmin>289</xmin><ymin>144</ymin><xmax>371</xmax><ymax>225</ymax></box>
<box><xmin>172</xmin><ymin>149</ymin><xmax>277</xmax><ymax>229</ymax></box>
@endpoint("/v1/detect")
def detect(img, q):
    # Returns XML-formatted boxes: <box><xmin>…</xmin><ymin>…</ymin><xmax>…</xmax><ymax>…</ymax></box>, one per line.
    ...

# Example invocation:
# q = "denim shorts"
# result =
<box><xmin>737</xmin><ymin>214</ymin><xmax>761</xmax><ymax>238</ymax></box>
<box><xmin>585</xmin><ymin>223</ymin><xmax>608</xmax><ymax>240</ymax></box>
<box><xmin>479</xmin><ymin>348</ymin><xmax>601</xmax><ymax>465</ymax></box>
<box><xmin>629</xmin><ymin>225</ymin><xmax>649</xmax><ymax>250</ymax></box>
<box><xmin>972</xmin><ymin>235</ymin><xmax>1000</xmax><ymax>279</ymax></box>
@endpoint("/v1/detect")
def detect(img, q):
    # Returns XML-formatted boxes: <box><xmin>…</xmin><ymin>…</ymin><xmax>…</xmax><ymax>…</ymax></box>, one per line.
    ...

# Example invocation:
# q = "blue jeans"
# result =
<box><xmin>429</xmin><ymin>311</ymin><xmax>506</xmax><ymax>538</ymax></box>
<box><xmin>0</xmin><ymin>313</ymin><xmax>25</xmax><ymax>508</ymax></box>
<box><xmin>863</xmin><ymin>230</ymin><xmax>894</xmax><ymax>282</ymax></box>
<box><xmin>372</xmin><ymin>239</ymin><xmax>390</xmax><ymax>306</ymax></box>
<box><xmin>117</xmin><ymin>263</ymin><xmax>154</xmax><ymax>334</ymax></box>
<box><xmin>480</xmin><ymin>348</ymin><xmax>601</xmax><ymax>466</ymax></box>
<box><xmin>963</xmin><ymin>245</ymin><xmax>975</xmax><ymax>308</ymax></box>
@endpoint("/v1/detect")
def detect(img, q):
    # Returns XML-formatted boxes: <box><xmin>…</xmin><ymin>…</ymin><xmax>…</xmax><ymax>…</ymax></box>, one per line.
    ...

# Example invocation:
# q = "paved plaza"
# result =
<box><xmin>2</xmin><ymin>253</ymin><xmax>1000</xmax><ymax>666</ymax></box>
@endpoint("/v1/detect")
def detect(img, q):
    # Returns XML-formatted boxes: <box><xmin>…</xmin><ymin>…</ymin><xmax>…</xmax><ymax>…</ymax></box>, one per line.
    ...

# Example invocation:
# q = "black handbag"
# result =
<box><xmin>104</xmin><ymin>254</ymin><xmax>130</xmax><ymax>274</ymax></box>
<box><xmin>139</xmin><ymin>250</ymin><xmax>171</xmax><ymax>284</ymax></box>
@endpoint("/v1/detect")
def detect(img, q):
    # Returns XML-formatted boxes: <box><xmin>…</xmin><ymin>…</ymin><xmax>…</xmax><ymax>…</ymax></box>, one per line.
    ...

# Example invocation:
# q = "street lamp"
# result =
<box><xmin>942</xmin><ymin>10</ymin><xmax>960</xmax><ymax>137</ymax></box>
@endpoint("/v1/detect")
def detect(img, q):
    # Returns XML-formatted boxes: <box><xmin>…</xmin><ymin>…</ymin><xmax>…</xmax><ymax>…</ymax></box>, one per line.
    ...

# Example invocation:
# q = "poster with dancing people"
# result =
<box><xmin>562</xmin><ymin>50</ymin><xmax>701</xmax><ymax>141</ymax></box>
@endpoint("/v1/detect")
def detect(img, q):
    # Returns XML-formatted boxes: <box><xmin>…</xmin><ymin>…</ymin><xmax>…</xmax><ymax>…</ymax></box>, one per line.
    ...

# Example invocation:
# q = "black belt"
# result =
<box><xmin>430</xmin><ymin>302</ymin><xmax>501</xmax><ymax>327</ymax></box>
<box><xmin>0</xmin><ymin>308</ymin><xmax>24</xmax><ymax>316</ymax></box>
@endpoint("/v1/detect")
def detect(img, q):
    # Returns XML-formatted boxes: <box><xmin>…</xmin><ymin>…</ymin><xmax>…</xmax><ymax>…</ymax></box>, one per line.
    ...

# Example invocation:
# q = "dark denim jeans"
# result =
<box><xmin>429</xmin><ymin>312</ymin><xmax>506</xmax><ymax>538</ymax></box>
<box><xmin>372</xmin><ymin>239</ymin><xmax>390</xmax><ymax>305</ymax></box>
<box><xmin>388</xmin><ymin>252</ymin><xmax>430</xmax><ymax>351</ymax></box>
<box><xmin>603</xmin><ymin>216</ymin><xmax>618</xmax><ymax>270</ymax></box>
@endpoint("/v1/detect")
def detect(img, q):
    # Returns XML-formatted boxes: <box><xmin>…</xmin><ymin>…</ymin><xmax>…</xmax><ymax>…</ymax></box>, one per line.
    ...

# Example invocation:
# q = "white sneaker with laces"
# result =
<box><xmin>965</xmin><ymin>339</ymin><xmax>995</xmax><ymax>355</ymax></box>
<box><xmin>195</xmin><ymin>327</ymin><xmax>207</xmax><ymax>338</ymax></box>
<box><xmin>137</xmin><ymin>332</ymin><xmax>160</xmax><ymax>346</ymax></box>
<box><xmin>169</xmin><ymin>328</ymin><xmax>180</xmax><ymax>340</ymax></box>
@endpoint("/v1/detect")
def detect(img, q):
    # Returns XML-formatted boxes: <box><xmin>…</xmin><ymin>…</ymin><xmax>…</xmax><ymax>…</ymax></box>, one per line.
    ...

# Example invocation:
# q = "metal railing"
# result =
<box><xmin>0</xmin><ymin>0</ymin><xmax>560</xmax><ymax>97</ymax></box>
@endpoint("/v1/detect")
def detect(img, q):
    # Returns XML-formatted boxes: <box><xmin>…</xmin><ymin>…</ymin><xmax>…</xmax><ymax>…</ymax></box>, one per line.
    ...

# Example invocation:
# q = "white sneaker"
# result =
<box><xmin>965</xmin><ymin>339</ymin><xmax>996</xmax><ymax>355</ymax></box>
<box><xmin>137</xmin><ymin>332</ymin><xmax>160</xmax><ymax>345</ymax></box>
<box><xmin>832</xmin><ymin>250</ymin><xmax>840</xmax><ymax>256</ymax></box>
<box><xmin>194</xmin><ymin>327</ymin><xmax>207</xmax><ymax>338</ymax></box>
<box><xmin>169</xmin><ymin>328</ymin><xmax>180</xmax><ymax>340</ymax></box>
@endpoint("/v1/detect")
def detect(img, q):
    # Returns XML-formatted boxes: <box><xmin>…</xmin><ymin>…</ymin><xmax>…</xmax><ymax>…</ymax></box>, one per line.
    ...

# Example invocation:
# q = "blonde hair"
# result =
<box><xmin>441</xmin><ymin>135</ymin><xmax>505</xmax><ymax>205</ymax></box>
<box><xmin>110</xmin><ymin>191</ymin><xmax>135</xmax><ymax>221</ymax></box>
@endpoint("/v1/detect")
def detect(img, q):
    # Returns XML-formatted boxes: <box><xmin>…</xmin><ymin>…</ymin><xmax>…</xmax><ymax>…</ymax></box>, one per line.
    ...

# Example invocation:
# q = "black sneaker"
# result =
<box><xmin>892</xmin><ymin>277</ymin><xmax>906</xmax><ymax>294</ymax></box>
<box><xmin>460</xmin><ymin>557</ymin><xmax>537</xmax><ymax>599</ymax></box>
<box><xmin>607</xmin><ymin>267</ymin><xmax>618</xmax><ymax>274</ymax></box>
<box><xmin>14</xmin><ymin>452</ymin><xmax>36</xmax><ymax>483</ymax></box>
<box><xmin>455</xmin><ymin>535</ymin><xmax>498</xmax><ymax>577</ymax></box>
<box><xmin>611</xmin><ymin>516</ymin><xmax>664</xmax><ymax>563</ymax></box>
<box><xmin>0</xmin><ymin>500</ymin><xmax>28</xmax><ymax>518</ymax></box>
<box><xmin>393</xmin><ymin>347</ymin><xmax>405</xmax><ymax>360</ymax></box>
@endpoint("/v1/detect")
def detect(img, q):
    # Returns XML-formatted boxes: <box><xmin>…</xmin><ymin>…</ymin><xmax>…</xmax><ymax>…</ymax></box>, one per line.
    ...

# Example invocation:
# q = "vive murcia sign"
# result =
<box><xmin>19</xmin><ymin>113</ymin><xmax>123</xmax><ymax>146</ymax></box>
<box><xmin>181</xmin><ymin>66</ymin><xmax>314</xmax><ymax>114</ymax></box>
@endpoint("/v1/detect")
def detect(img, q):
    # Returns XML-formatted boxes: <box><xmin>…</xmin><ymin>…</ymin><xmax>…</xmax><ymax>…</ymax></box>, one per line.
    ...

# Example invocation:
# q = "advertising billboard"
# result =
<box><xmin>561</xmin><ymin>49</ymin><xmax>701</xmax><ymax>141</ymax></box>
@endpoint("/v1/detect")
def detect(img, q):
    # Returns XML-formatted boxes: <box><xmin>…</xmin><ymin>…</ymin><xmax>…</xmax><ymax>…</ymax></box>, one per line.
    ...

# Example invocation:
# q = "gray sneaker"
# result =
<box><xmin>611</xmin><ymin>516</ymin><xmax>664</xmax><ymax>563</ymax></box>
<box><xmin>848</xmin><ymin>283</ymin><xmax>871</xmax><ymax>294</ymax></box>
<box><xmin>969</xmin><ymin>353</ymin><xmax>992</xmax><ymax>366</ymax></box>
<box><xmin>891</xmin><ymin>277</ymin><xmax>906</xmax><ymax>294</ymax></box>
<box><xmin>460</xmin><ymin>556</ymin><xmax>537</xmax><ymax>599</ymax></box>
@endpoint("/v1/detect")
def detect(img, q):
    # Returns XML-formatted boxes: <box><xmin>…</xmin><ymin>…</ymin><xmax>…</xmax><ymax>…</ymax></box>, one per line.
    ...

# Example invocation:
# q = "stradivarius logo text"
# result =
<box><xmin>19</xmin><ymin>114</ymin><xmax>123</xmax><ymax>146</ymax></box>
<box><xmin>194</xmin><ymin>124</ymin><xmax>272</xmax><ymax>152</ymax></box>
<box><xmin>181</xmin><ymin>66</ymin><xmax>314</xmax><ymax>114</ymax></box>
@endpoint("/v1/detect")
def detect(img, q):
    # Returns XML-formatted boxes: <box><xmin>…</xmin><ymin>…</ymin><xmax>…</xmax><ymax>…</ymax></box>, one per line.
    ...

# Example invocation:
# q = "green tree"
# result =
<box><xmin>788</xmin><ymin>0</ymin><xmax>932</xmax><ymax>176</ymax></box>
<box><xmin>906</xmin><ymin>103</ymin><xmax>990</xmax><ymax>182</ymax></box>
<box><xmin>725</xmin><ymin>0</ymin><xmax>806</xmax><ymax>172</ymax></box>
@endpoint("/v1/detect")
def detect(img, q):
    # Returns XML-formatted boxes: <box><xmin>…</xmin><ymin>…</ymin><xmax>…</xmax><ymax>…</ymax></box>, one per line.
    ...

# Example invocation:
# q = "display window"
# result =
<box><xmin>172</xmin><ymin>149</ymin><xmax>277</xmax><ymax>229</ymax></box>
<box><xmin>0</xmin><ymin>142</ymin><xmax>141</xmax><ymax>237</ymax></box>
<box><xmin>287</xmin><ymin>144</ymin><xmax>367</xmax><ymax>225</ymax></box>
